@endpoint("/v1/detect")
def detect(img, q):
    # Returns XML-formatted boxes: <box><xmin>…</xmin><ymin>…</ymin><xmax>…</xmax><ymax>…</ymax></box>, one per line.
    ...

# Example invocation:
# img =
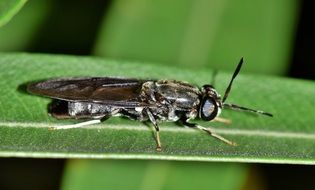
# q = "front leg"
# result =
<box><xmin>180</xmin><ymin>117</ymin><xmax>237</xmax><ymax>146</ymax></box>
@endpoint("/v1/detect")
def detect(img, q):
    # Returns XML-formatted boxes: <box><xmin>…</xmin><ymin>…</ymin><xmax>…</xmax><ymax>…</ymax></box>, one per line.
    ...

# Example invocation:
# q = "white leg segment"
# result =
<box><xmin>212</xmin><ymin>117</ymin><xmax>232</xmax><ymax>124</ymax></box>
<box><xmin>49</xmin><ymin>120</ymin><xmax>101</xmax><ymax>130</ymax></box>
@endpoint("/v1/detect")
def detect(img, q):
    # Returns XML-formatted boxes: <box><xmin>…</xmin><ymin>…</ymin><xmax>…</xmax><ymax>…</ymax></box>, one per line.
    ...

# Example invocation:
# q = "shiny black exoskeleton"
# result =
<box><xmin>27</xmin><ymin>58</ymin><xmax>272</xmax><ymax>150</ymax></box>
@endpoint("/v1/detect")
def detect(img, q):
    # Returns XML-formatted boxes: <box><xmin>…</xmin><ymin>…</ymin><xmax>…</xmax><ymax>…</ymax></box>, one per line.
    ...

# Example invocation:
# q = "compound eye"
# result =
<box><xmin>200</xmin><ymin>98</ymin><xmax>218</xmax><ymax>121</ymax></box>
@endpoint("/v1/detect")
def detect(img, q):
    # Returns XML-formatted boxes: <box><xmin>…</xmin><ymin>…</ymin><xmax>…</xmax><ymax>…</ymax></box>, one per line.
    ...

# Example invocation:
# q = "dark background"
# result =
<box><xmin>289</xmin><ymin>1</ymin><xmax>315</xmax><ymax>80</ymax></box>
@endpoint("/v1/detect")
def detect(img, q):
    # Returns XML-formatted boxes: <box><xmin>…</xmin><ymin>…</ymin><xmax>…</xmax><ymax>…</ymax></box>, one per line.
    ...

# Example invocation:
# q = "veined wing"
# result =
<box><xmin>27</xmin><ymin>77</ymin><xmax>150</xmax><ymax>107</ymax></box>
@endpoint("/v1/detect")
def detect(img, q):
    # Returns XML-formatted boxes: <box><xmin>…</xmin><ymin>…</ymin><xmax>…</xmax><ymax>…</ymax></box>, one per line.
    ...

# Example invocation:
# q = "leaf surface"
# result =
<box><xmin>0</xmin><ymin>53</ymin><xmax>314</xmax><ymax>164</ymax></box>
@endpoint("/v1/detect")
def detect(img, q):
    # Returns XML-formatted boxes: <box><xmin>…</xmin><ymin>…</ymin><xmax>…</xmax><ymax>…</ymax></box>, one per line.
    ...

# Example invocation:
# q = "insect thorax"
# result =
<box><xmin>140</xmin><ymin>80</ymin><xmax>201</xmax><ymax>121</ymax></box>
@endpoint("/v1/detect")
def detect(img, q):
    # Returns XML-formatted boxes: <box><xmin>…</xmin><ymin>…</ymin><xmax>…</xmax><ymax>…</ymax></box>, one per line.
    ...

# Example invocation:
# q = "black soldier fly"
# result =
<box><xmin>27</xmin><ymin>58</ymin><xmax>272</xmax><ymax>151</ymax></box>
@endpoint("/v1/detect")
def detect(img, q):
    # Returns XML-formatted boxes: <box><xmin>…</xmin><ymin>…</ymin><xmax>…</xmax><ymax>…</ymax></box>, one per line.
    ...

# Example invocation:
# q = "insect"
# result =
<box><xmin>27</xmin><ymin>58</ymin><xmax>272</xmax><ymax>151</ymax></box>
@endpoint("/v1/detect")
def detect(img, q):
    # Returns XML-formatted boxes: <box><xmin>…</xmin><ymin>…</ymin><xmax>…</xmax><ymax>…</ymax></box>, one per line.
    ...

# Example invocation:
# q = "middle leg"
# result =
<box><xmin>144</xmin><ymin>108</ymin><xmax>162</xmax><ymax>151</ymax></box>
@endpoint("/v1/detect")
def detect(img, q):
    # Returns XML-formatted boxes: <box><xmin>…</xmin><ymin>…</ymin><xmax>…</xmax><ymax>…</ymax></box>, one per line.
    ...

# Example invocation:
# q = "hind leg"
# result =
<box><xmin>180</xmin><ymin>117</ymin><xmax>236</xmax><ymax>146</ymax></box>
<box><xmin>49</xmin><ymin>109</ymin><xmax>120</xmax><ymax>130</ymax></box>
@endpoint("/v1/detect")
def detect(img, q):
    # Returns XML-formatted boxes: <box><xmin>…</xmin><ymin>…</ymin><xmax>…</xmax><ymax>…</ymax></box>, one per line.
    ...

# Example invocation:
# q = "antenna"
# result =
<box><xmin>221</xmin><ymin>58</ymin><xmax>273</xmax><ymax>117</ymax></box>
<box><xmin>222</xmin><ymin>58</ymin><xmax>243</xmax><ymax>103</ymax></box>
<box><xmin>223</xmin><ymin>103</ymin><xmax>273</xmax><ymax>117</ymax></box>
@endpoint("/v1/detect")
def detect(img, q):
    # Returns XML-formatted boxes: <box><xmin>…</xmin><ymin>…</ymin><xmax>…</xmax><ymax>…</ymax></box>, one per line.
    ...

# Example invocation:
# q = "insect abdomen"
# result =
<box><xmin>49</xmin><ymin>100</ymin><xmax>113</xmax><ymax>119</ymax></box>
<box><xmin>68</xmin><ymin>102</ymin><xmax>113</xmax><ymax>118</ymax></box>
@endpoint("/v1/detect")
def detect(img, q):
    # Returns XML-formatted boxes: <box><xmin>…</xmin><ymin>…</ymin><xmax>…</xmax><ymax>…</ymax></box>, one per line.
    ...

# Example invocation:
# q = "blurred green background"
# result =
<box><xmin>1</xmin><ymin>0</ymin><xmax>315</xmax><ymax>190</ymax></box>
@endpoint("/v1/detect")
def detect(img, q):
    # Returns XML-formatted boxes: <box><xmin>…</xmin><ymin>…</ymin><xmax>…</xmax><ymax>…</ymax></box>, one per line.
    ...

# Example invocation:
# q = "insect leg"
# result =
<box><xmin>180</xmin><ymin>118</ymin><xmax>236</xmax><ymax>146</ymax></box>
<box><xmin>212</xmin><ymin>117</ymin><xmax>232</xmax><ymax>124</ymax></box>
<box><xmin>49</xmin><ymin>109</ymin><xmax>120</xmax><ymax>130</ymax></box>
<box><xmin>145</xmin><ymin>108</ymin><xmax>162</xmax><ymax>151</ymax></box>
<box><xmin>119</xmin><ymin>109</ymin><xmax>141</xmax><ymax>120</ymax></box>
<box><xmin>49</xmin><ymin>119</ymin><xmax>102</xmax><ymax>130</ymax></box>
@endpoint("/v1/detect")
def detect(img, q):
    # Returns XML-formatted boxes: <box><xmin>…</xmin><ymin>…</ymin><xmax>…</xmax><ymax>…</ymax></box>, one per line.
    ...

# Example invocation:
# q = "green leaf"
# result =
<box><xmin>61</xmin><ymin>160</ymin><xmax>247</xmax><ymax>190</ymax></box>
<box><xmin>0</xmin><ymin>0</ymin><xmax>27</xmax><ymax>27</ymax></box>
<box><xmin>0</xmin><ymin>0</ymin><xmax>51</xmax><ymax>51</ymax></box>
<box><xmin>0</xmin><ymin>52</ymin><xmax>315</xmax><ymax>164</ymax></box>
<box><xmin>94</xmin><ymin>0</ymin><xmax>299</xmax><ymax>75</ymax></box>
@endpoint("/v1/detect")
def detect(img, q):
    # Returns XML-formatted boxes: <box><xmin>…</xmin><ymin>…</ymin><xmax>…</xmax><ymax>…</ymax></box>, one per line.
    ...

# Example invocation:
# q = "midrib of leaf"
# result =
<box><xmin>0</xmin><ymin>52</ymin><xmax>315</xmax><ymax>164</ymax></box>
<box><xmin>2</xmin><ymin>121</ymin><xmax>315</xmax><ymax>140</ymax></box>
